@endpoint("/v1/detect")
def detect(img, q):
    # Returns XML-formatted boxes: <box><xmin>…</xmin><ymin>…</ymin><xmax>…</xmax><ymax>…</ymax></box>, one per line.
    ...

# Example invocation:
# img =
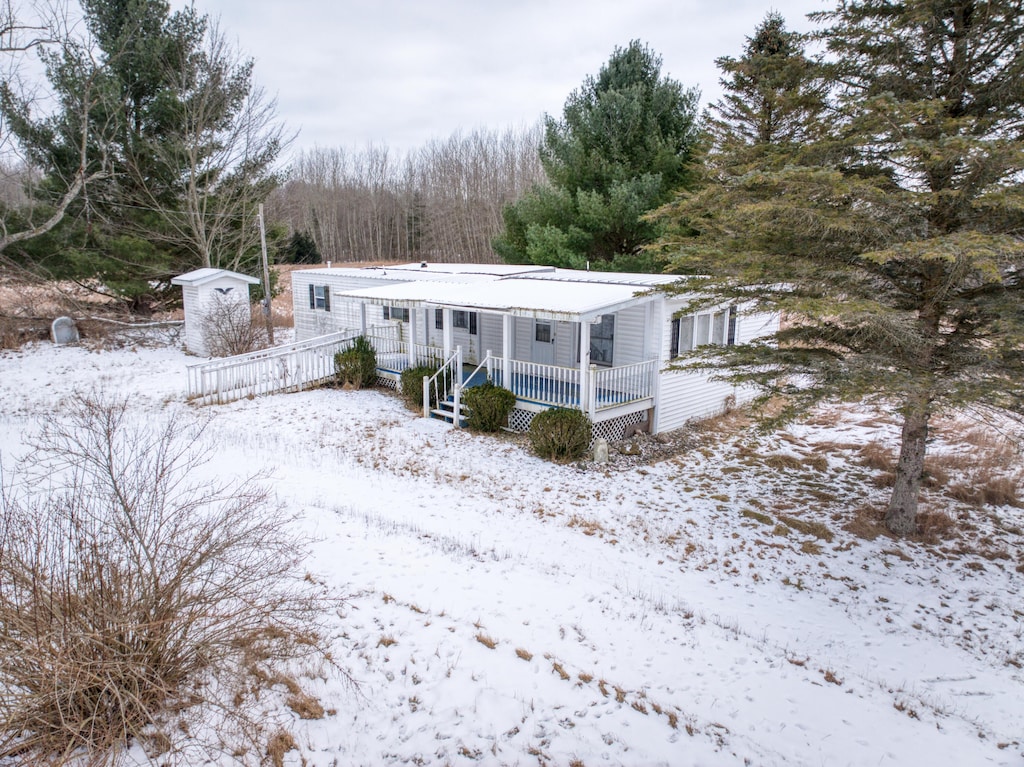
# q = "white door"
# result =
<box><xmin>533</xmin><ymin>320</ymin><xmax>555</xmax><ymax>365</ymax></box>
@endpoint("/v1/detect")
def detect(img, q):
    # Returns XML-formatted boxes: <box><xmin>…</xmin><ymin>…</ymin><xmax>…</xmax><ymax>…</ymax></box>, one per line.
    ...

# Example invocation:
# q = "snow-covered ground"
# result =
<box><xmin>1</xmin><ymin>337</ymin><xmax>1022</xmax><ymax>766</ymax></box>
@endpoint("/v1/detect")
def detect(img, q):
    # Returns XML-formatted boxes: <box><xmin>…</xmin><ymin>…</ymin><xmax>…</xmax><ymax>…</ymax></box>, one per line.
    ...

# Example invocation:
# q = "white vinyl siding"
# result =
<box><xmin>292</xmin><ymin>272</ymin><xmax>403</xmax><ymax>341</ymax></box>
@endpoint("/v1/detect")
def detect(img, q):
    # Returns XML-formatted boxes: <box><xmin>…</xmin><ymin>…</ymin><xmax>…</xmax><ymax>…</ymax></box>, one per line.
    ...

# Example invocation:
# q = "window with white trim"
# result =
<box><xmin>383</xmin><ymin>306</ymin><xmax>409</xmax><ymax>322</ymax></box>
<box><xmin>671</xmin><ymin>307</ymin><xmax>736</xmax><ymax>359</ymax></box>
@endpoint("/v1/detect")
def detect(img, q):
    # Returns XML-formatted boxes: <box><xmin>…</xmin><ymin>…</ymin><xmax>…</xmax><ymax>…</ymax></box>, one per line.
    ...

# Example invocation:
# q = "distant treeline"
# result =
<box><xmin>269</xmin><ymin>126</ymin><xmax>545</xmax><ymax>264</ymax></box>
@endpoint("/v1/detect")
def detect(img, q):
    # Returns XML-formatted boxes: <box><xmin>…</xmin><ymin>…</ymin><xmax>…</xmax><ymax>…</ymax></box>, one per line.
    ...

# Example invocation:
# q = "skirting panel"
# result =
<box><xmin>507</xmin><ymin>407</ymin><xmax>648</xmax><ymax>443</ymax></box>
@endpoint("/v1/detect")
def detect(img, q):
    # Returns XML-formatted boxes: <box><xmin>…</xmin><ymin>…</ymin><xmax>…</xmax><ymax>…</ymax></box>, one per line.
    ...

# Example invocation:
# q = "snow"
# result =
<box><xmin>2</xmin><ymin>337</ymin><xmax>1023</xmax><ymax>766</ymax></box>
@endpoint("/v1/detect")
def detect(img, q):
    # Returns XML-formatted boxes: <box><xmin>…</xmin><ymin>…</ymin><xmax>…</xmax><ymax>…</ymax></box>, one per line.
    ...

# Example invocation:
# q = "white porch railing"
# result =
<box><xmin>186</xmin><ymin>330</ymin><xmax>357</xmax><ymax>405</ymax></box>
<box><xmin>423</xmin><ymin>347</ymin><xmax>462</xmax><ymax>419</ymax></box>
<box><xmin>479</xmin><ymin>356</ymin><xmax>657</xmax><ymax>414</ymax></box>
<box><xmin>591</xmin><ymin>359</ymin><xmax>657</xmax><ymax>409</ymax></box>
<box><xmin>371</xmin><ymin>334</ymin><xmax>445</xmax><ymax>373</ymax></box>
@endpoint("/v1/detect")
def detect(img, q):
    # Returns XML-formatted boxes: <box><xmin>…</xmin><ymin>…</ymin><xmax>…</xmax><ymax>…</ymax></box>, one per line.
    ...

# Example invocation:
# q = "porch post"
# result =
<box><xmin>502</xmin><ymin>314</ymin><xmax>512</xmax><ymax>388</ymax></box>
<box><xmin>408</xmin><ymin>308</ymin><xmax>417</xmax><ymax>368</ymax></box>
<box><xmin>443</xmin><ymin>308</ymin><xmax>453</xmax><ymax>357</ymax></box>
<box><xmin>579</xmin><ymin>319</ymin><xmax>591</xmax><ymax>415</ymax></box>
<box><xmin>359</xmin><ymin>302</ymin><xmax>367</xmax><ymax>335</ymax></box>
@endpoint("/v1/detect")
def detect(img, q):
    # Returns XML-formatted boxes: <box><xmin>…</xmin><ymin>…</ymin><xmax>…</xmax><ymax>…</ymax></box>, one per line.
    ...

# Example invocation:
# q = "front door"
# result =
<box><xmin>533</xmin><ymin>320</ymin><xmax>555</xmax><ymax>365</ymax></box>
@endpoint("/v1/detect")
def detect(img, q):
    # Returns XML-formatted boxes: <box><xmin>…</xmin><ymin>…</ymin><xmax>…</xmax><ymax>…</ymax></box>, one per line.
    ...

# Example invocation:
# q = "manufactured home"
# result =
<box><xmin>291</xmin><ymin>263</ymin><xmax>778</xmax><ymax>439</ymax></box>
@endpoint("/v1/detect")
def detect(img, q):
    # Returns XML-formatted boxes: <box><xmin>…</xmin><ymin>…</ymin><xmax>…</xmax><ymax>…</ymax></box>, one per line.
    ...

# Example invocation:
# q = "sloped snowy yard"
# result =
<box><xmin>1</xmin><ymin>338</ymin><xmax>1022</xmax><ymax>766</ymax></box>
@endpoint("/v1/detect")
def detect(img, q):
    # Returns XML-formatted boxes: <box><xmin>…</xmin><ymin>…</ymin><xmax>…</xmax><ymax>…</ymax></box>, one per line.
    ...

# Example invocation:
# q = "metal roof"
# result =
<box><xmin>334</xmin><ymin>277</ymin><xmax>662</xmax><ymax>321</ymax></box>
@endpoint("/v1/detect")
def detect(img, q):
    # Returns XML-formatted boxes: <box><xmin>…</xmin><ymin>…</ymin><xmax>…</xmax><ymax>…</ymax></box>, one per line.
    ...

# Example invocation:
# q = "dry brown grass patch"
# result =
<box><xmin>266</xmin><ymin>729</ymin><xmax>298</xmax><ymax>767</ymax></box>
<box><xmin>914</xmin><ymin>509</ymin><xmax>957</xmax><ymax>542</ymax></box>
<box><xmin>765</xmin><ymin>453</ymin><xmax>805</xmax><ymax>471</ymax></box>
<box><xmin>843</xmin><ymin>506</ymin><xmax>886</xmax><ymax>540</ymax></box>
<box><xmin>778</xmin><ymin>514</ymin><xmax>834</xmax><ymax>542</ymax></box>
<box><xmin>859</xmin><ymin>441</ymin><xmax>894</xmax><ymax>472</ymax></box>
<box><xmin>475</xmin><ymin>633</ymin><xmax>498</xmax><ymax>650</ymax></box>
<box><xmin>286</xmin><ymin>691</ymin><xmax>326</xmax><ymax>720</ymax></box>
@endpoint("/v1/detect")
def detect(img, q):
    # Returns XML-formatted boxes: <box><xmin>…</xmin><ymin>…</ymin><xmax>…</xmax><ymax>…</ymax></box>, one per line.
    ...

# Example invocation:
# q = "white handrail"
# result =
<box><xmin>186</xmin><ymin>327</ymin><xmax>402</xmax><ymax>406</ymax></box>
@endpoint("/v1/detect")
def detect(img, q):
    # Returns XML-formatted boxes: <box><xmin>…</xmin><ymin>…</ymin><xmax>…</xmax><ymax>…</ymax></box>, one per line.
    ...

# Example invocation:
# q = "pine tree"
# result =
<box><xmin>651</xmin><ymin>1</ymin><xmax>1024</xmax><ymax>536</ymax></box>
<box><xmin>494</xmin><ymin>41</ymin><xmax>699</xmax><ymax>270</ymax></box>
<box><xmin>2</xmin><ymin>0</ymin><xmax>285</xmax><ymax>308</ymax></box>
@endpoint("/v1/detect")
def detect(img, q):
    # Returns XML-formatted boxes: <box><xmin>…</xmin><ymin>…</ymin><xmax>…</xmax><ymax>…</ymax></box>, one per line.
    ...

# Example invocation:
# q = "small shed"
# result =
<box><xmin>171</xmin><ymin>268</ymin><xmax>261</xmax><ymax>356</ymax></box>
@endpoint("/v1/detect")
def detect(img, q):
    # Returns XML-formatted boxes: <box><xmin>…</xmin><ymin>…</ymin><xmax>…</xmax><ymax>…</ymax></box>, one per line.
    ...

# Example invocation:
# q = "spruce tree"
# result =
<box><xmin>652</xmin><ymin>1</ymin><xmax>1024</xmax><ymax>536</ymax></box>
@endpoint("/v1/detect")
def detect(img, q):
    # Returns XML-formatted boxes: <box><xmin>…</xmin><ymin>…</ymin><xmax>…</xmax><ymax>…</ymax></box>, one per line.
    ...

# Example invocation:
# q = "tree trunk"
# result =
<box><xmin>884</xmin><ymin>399</ymin><xmax>931</xmax><ymax>535</ymax></box>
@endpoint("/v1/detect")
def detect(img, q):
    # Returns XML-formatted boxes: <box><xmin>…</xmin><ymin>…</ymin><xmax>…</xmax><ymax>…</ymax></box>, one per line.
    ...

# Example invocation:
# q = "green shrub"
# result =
<box><xmin>462</xmin><ymin>381</ymin><xmax>516</xmax><ymax>432</ymax></box>
<box><xmin>528</xmin><ymin>408</ymin><xmax>593</xmax><ymax>462</ymax></box>
<box><xmin>400</xmin><ymin>364</ymin><xmax>442</xmax><ymax>408</ymax></box>
<box><xmin>334</xmin><ymin>336</ymin><xmax>377</xmax><ymax>389</ymax></box>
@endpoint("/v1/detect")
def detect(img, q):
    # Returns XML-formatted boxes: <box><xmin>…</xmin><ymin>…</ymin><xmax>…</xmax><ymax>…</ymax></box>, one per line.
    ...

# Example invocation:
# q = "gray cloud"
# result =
<box><xmin>179</xmin><ymin>0</ymin><xmax>828</xmax><ymax>156</ymax></box>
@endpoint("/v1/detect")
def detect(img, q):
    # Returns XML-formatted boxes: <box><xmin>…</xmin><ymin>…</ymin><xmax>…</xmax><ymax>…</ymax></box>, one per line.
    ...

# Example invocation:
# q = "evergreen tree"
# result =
<box><xmin>2</xmin><ymin>0</ymin><xmax>285</xmax><ymax>309</ymax></box>
<box><xmin>494</xmin><ymin>41</ymin><xmax>699</xmax><ymax>270</ymax></box>
<box><xmin>651</xmin><ymin>1</ymin><xmax>1024</xmax><ymax>536</ymax></box>
<box><xmin>278</xmin><ymin>230</ymin><xmax>320</xmax><ymax>264</ymax></box>
<box><xmin>707</xmin><ymin>11</ymin><xmax>827</xmax><ymax>166</ymax></box>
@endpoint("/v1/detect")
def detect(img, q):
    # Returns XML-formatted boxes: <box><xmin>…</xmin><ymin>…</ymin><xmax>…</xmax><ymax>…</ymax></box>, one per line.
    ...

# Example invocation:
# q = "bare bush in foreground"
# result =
<box><xmin>0</xmin><ymin>394</ymin><xmax>340</xmax><ymax>765</ymax></box>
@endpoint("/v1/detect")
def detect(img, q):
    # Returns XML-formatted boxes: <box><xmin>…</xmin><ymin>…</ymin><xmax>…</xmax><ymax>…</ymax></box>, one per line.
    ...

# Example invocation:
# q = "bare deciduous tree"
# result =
<box><xmin>270</xmin><ymin>124</ymin><xmax>545</xmax><ymax>264</ymax></box>
<box><xmin>127</xmin><ymin>21</ymin><xmax>290</xmax><ymax>271</ymax></box>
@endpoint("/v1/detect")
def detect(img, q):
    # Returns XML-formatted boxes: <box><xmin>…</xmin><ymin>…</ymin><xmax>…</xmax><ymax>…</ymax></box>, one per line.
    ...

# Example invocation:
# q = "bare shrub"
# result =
<box><xmin>0</xmin><ymin>394</ymin><xmax>341</xmax><ymax>764</ymax></box>
<box><xmin>200</xmin><ymin>293</ymin><xmax>268</xmax><ymax>357</ymax></box>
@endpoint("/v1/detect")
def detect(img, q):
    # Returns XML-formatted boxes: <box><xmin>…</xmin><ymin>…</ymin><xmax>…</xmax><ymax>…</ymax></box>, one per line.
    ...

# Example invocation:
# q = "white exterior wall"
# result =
<box><xmin>181</xmin><ymin>284</ymin><xmax>202</xmax><ymax>354</ymax></box>
<box><xmin>652</xmin><ymin>300</ymin><xmax>780</xmax><ymax>434</ymax></box>
<box><xmin>293</xmin><ymin>271</ymin><xmax>400</xmax><ymax>341</ymax></box>
<box><xmin>734</xmin><ymin>309</ymin><xmax>779</xmax><ymax>344</ymax></box>
<box><xmin>182</xmin><ymin>276</ymin><xmax>252</xmax><ymax>357</ymax></box>
<box><xmin>607</xmin><ymin>304</ymin><xmax>646</xmax><ymax>367</ymax></box>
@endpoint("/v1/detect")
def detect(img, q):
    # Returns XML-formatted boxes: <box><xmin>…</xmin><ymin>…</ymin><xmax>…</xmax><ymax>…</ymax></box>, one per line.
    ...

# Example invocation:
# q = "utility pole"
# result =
<box><xmin>257</xmin><ymin>203</ymin><xmax>274</xmax><ymax>345</ymax></box>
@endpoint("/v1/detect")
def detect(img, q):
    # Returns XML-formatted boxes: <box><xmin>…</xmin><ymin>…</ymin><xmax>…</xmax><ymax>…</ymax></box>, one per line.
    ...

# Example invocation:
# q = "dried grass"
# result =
<box><xmin>0</xmin><ymin>394</ymin><xmax>343</xmax><ymax>764</ymax></box>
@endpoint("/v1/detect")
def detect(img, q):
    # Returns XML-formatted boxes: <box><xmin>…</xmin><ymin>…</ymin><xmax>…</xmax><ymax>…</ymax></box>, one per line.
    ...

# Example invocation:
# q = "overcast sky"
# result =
<box><xmin>177</xmin><ymin>0</ymin><xmax>830</xmax><ymax>158</ymax></box>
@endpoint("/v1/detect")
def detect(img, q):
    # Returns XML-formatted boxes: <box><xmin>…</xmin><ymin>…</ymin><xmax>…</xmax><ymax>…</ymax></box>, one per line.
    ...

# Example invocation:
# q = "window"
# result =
<box><xmin>695</xmin><ymin>313</ymin><xmax>711</xmax><ymax>347</ymax></box>
<box><xmin>712</xmin><ymin>310</ymin><xmax>727</xmax><ymax>345</ymax></box>
<box><xmin>435</xmin><ymin>309</ymin><xmax>443</xmax><ymax>330</ymax></box>
<box><xmin>670</xmin><ymin>316</ymin><xmax>695</xmax><ymax>358</ymax></box>
<box><xmin>671</xmin><ymin>309</ymin><xmax>735</xmax><ymax>358</ymax></box>
<box><xmin>453</xmin><ymin>310</ymin><xmax>478</xmax><ymax>335</ymax></box>
<box><xmin>384</xmin><ymin>306</ymin><xmax>409</xmax><ymax>322</ymax></box>
<box><xmin>535</xmin><ymin>322</ymin><xmax>552</xmax><ymax>343</ymax></box>
<box><xmin>308</xmin><ymin>284</ymin><xmax>330</xmax><ymax>311</ymax></box>
<box><xmin>590</xmin><ymin>314</ymin><xmax>615</xmax><ymax>366</ymax></box>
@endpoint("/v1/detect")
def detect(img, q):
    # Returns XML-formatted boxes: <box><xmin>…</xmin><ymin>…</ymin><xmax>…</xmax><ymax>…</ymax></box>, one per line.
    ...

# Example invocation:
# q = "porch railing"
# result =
<box><xmin>591</xmin><ymin>359</ymin><xmax>657</xmax><ymax>408</ymax></box>
<box><xmin>476</xmin><ymin>355</ymin><xmax>657</xmax><ymax>414</ymax></box>
<box><xmin>186</xmin><ymin>330</ymin><xmax>359</xmax><ymax>405</ymax></box>
<box><xmin>372</xmin><ymin>334</ymin><xmax>445</xmax><ymax>373</ymax></box>
<box><xmin>423</xmin><ymin>347</ymin><xmax>462</xmax><ymax>419</ymax></box>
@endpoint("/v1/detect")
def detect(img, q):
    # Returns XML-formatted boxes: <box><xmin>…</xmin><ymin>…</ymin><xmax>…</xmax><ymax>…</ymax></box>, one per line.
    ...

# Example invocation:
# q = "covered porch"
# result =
<box><xmin>337</xmin><ymin>277</ymin><xmax>660</xmax><ymax>427</ymax></box>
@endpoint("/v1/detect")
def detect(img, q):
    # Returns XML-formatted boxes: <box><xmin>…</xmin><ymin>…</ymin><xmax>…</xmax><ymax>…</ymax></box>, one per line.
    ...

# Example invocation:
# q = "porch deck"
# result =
<box><xmin>374</xmin><ymin>340</ymin><xmax>655</xmax><ymax>416</ymax></box>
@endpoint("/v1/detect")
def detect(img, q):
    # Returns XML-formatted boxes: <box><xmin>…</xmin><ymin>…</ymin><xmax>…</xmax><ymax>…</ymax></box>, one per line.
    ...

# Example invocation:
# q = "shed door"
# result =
<box><xmin>533</xmin><ymin>320</ymin><xmax>555</xmax><ymax>365</ymax></box>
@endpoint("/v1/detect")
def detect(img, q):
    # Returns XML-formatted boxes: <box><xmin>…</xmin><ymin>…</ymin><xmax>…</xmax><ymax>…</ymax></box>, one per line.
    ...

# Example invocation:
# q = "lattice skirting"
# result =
<box><xmin>507</xmin><ymin>408</ymin><xmax>537</xmax><ymax>434</ymax></box>
<box><xmin>593</xmin><ymin>410</ymin><xmax>648</xmax><ymax>442</ymax></box>
<box><xmin>376</xmin><ymin>376</ymin><xmax>398</xmax><ymax>390</ymax></box>
<box><xmin>508</xmin><ymin>407</ymin><xmax>649</xmax><ymax>443</ymax></box>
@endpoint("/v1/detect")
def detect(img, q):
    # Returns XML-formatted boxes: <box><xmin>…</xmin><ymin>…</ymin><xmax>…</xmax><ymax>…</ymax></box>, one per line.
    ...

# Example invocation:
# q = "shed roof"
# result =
<box><xmin>171</xmin><ymin>268</ymin><xmax>261</xmax><ymax>286</ymax></box>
